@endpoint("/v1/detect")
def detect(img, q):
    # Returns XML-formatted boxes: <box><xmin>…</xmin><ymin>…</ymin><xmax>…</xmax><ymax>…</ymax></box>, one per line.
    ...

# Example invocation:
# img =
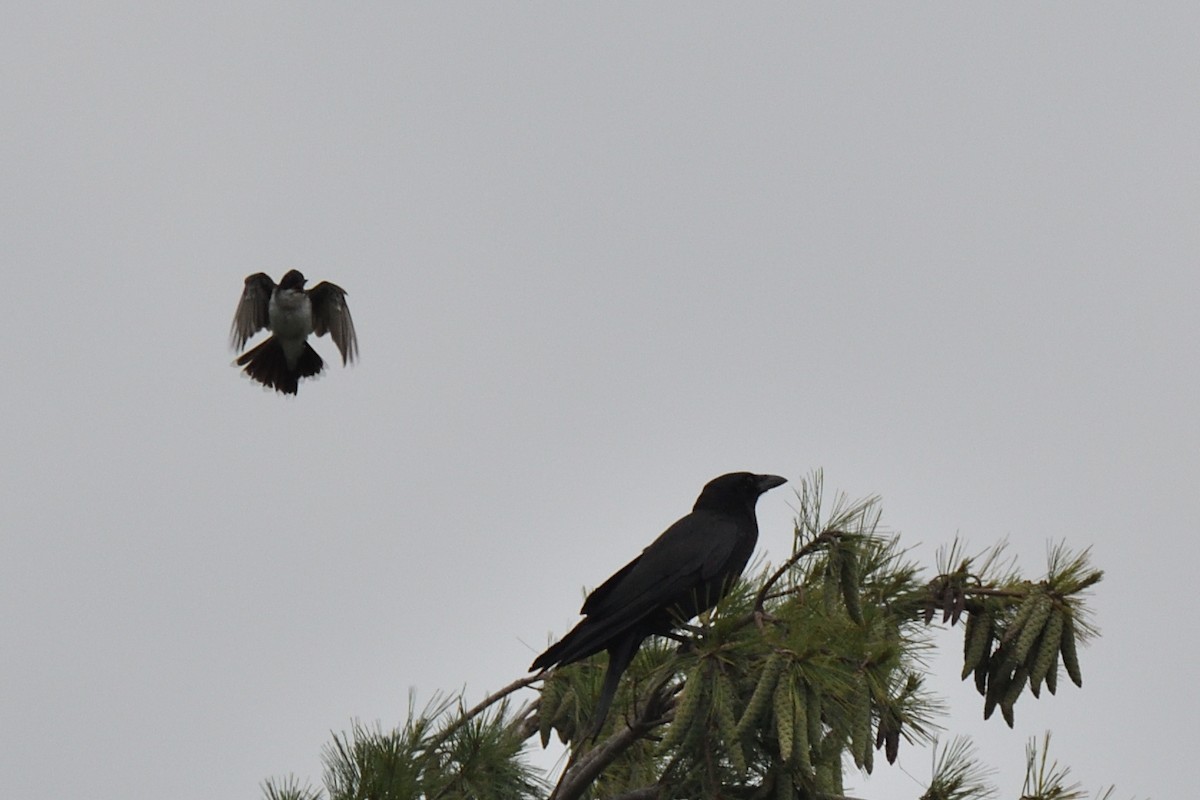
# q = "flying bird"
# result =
<box><xmin>531</xmin><ymin>471</ymin><xmax>787</xmax><ymax>736</ymax></box>
<box><xmin>230</xmin><ymin>270</ymin><xmax>358</xmax><ymax>395</ymax></box>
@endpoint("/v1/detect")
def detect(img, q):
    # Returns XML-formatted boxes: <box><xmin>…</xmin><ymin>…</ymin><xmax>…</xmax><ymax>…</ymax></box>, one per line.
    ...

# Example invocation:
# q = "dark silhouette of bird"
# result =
<box><xmin>531</xmin><ymin>471</ymin><xmax>787</xmax><ymax>736</ymax></box>
<box><xmin>230</xmin><ymin>270</ymin><xmax>358</xmax><ymax>395</ymax></box>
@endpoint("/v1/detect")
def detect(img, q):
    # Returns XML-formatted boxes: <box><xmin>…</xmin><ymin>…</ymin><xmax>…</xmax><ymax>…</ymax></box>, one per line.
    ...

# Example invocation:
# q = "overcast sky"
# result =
<box><xmin>2</xmin><ymin>4</ymin><xmax>1196</xmax><ymax>799</ymax></box>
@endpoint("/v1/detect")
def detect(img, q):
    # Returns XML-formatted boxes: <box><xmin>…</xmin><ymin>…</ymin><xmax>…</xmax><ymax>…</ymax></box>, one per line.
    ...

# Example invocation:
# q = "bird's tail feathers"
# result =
<box><xmin>236</xmin><ymin>337</ymin><xmax>324</xmax><ymax>395</ymax></box>
<box><xmin>530</xmin><ymin>629</ymin><xmax>581</xmax><ymax>672</ymax></box>
<box><xmin>530</xmin><ymin>622</ymin><xmax>649</xmax><ymax>739</ymax></box>
<box><xmin>586</xmin><ymin>634</ymin><xmax>643</xmax><ymax>740</ymax></box>
<box><xmin>530</xmin><ymin>611</ymin><xmax>640</xmax><ymax>673</ymax></box>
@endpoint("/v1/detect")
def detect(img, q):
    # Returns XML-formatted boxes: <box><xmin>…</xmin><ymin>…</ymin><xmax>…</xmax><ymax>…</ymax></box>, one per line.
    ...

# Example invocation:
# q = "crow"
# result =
<box><xmin>230</xmin><ymin>270</ymin><xmax>358</xmax><ymax>395</ymax></box>
<box><xmin>530</xmin><ymin>471</ymin><xmax>787</xmax><ymax>736</ymax></box>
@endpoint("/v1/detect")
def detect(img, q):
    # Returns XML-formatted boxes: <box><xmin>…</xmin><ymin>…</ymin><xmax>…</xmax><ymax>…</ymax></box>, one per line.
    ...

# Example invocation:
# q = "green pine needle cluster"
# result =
<box><xmin>921</xmin><ymin>737</ymin><xmax>996</xmax><ymax>800</ymax></box>
<box><xmin>930</xmin><ymin>538</ymin><xmax>1104</xmax><ymax>728</ymax></box>
<box><xmin>263</xmin><ymin>693</ymin><xmax>547</xmax><ymax>800</ymax></box>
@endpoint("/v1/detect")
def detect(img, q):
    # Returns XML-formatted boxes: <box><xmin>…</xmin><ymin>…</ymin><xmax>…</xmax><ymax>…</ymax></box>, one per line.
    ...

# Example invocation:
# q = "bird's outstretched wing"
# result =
<box><xmin>308</xmin><ymin>281</ymin><xmax>358</xmax><ymax>365</ymax></box>
<box><xmin>230</xmin><ymin>273</ymin><xmax>275</xmax><ymax>350</ymax></box>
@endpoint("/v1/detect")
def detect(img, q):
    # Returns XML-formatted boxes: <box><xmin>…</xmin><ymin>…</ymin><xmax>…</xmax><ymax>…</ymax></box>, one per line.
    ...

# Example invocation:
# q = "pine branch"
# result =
<box><xmin>548</xmin><ymin>684</ymin><xmax>674</xmax><ymax>800</ymax></box>
<box><xmin>753</xmin><ymin>529</ymin><xmax>842</xmax><ymax>612</ymax></box>
<box><xmin>425</xmin><ymin>674</ymin><xmax>542</xmax><ymax>753</ymax></box>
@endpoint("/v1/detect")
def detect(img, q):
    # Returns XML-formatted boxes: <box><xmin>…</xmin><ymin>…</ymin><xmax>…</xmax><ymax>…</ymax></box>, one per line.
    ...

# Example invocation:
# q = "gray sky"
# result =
<box><xmin>2</xmin><ymin>4</ymin><xmax>1195</xmax><ymax>798</ymax></box>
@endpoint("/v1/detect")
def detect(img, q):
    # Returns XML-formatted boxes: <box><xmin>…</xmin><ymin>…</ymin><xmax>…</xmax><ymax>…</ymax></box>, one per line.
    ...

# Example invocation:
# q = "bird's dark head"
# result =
<box><xmin>693</xmin><ymin>472</ymin><xmax>787</xmax><ymax>514</ymax></box>
<box><xmin>279</xmin><ymin>270</ymin><xmax>307</xmax><ymax>290</ymax></box>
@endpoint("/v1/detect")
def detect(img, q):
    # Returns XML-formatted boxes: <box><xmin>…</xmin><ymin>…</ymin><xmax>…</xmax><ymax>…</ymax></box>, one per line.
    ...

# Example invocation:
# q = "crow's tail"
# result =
<box><xmin>586</xmin><ymin>632</ymin><xmax>644</xmax><ymax>740</ymax></box>
<box><xmin>530</xmin><ymin>619</ymin><xmax>597</xmax><ymax>672</ymax></box>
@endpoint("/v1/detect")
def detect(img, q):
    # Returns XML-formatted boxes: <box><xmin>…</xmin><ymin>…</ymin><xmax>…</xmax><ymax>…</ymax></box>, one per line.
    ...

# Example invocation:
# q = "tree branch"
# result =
<box><xmin>425</xmin><ymin>673</ymin><xmax>542</xmax><ymax>752</ymax></box>
<box><xmin>548</xmin><ymin>685</ymin><xmax>674</xmax><ymax>800</ymax></box>
<box><xmin>754</xmin><ymin>529</ymin><xmax>842</xmax><ymax>612</ymax></box>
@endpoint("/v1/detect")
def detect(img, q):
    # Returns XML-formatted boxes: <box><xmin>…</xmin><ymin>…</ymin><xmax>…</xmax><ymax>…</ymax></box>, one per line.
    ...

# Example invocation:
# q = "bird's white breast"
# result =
<box><xmin>269</xmin><ymin>289</ymin><xmax>314</xmax><ymax>365</ymax></box>
<box><xmin>269</xmin><ymin>289</ymin><xmax>313</xmax><ymax>337</ymax></box>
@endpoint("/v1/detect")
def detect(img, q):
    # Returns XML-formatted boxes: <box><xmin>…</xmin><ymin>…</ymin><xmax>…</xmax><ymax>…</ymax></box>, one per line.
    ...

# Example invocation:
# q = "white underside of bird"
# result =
<box><xmin>268</xmin><ymin>289</ymin><xmax>314</xmax><ymax>368</ymax></box>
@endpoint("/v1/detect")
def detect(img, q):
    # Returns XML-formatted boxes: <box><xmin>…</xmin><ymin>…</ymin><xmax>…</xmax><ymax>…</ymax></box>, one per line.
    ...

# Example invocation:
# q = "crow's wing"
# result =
<box><xmin>532</xmin><ymin>510</ymin><xmax>748</xmax><ymax>671</ymax></box>
<box><xmin>582</xmin><ymin>509</ymin><xmax>746</xmax><ymax>622</ymax></box>
<box><xmin>309</xmin><ymin>281</ymin><xmax>358</xmax><ymax>364</ymax></box>
<box><xmin>580</xmin><ymin>556</ymin><xmax>642</xmax><ymax>615</ymax></box>
<box><xmin>530</xmin><ymin>508</ymin><xmax>756</xmax><ymax>673</ymax></box>
<box><xmin>230</xmin><ymin>273</ymin><xmax>275</xmax><ymax>350</ymax></box>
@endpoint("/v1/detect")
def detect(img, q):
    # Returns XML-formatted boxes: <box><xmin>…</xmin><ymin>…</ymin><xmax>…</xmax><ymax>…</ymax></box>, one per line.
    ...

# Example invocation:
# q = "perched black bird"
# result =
<box><xmin>230</xmin><ymin>270</ymin><xmax>358</xmax><ymax>395</ymax></box>
<box><xmin>531</xmin><ymin>471</ymin><xmax>787</xmax><ymax>736</ymax></box>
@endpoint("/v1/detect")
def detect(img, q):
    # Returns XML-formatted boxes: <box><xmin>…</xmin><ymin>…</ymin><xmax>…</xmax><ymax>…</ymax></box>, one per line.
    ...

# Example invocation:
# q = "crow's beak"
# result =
<box><xmin>756</xmin><ymin>474</ymin><xmax>787</xmax><ymax>493</ymax></box>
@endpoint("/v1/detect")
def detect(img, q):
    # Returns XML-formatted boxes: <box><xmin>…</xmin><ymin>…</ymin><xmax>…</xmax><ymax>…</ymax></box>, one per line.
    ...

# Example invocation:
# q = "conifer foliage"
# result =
<box><xmin>263</xmin><ymin>473</ymin><xmax>1116</xmax><ymax>800</ymax></box>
